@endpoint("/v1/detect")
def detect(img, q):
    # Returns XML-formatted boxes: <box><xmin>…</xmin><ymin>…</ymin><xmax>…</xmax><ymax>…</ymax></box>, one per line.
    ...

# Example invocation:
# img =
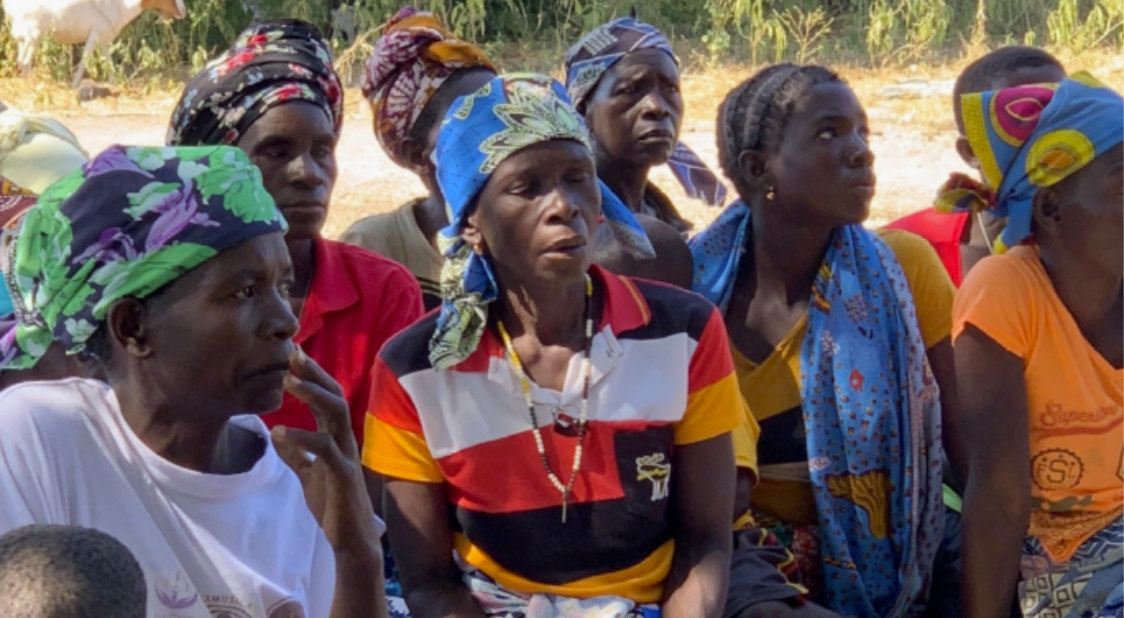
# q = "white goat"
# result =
<box><xmin>4</xmin><ymin>0</ymin><xmax>187</xmax><ymax>88</ymax></box>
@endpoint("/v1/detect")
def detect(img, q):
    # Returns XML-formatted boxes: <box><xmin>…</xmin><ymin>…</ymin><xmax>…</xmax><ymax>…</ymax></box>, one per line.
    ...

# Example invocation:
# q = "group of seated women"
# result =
<box><xmin>0</xmin><ymin>8</ymin><xmax>1119</xmax><ymax>618</ymax></box>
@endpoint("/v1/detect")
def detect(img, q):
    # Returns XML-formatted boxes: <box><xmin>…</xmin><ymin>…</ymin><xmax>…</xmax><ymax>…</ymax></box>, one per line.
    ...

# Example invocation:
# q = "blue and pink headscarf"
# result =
<box><xmin>936</xmin><ymin>72</ymin><xmax>1123</xmax><ymax>252</ymax></box>
<box><xmin>428</xmin><ymin>73</ymin><xmax>653</xmax><ymax>370</ymax></box>
<box><xmin>565</xmin><ymin>17</ymin><xmax>727</xmax><ymax>208</ymax></box>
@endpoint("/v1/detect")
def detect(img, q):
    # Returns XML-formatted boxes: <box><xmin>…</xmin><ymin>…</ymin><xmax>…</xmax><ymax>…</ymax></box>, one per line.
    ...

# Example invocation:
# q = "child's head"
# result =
<box><xmin>953</xmin><ymin>47</ymin><xmax>1066</xmax><ymax>169</ymax></box>
<box><xmin>0</xmin><ymin>525</ymin><xmax>146</xmax><ymax>618</ymax></box>
<box><xmin>718</xmin><ymin>64</ymin><xmax>875</xmax><ymax>229</ymax></box>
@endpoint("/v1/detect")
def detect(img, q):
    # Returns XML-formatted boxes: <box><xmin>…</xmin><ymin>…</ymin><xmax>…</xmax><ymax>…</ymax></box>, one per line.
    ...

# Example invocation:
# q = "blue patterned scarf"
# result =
<box><xmin>689</xmin><ymin>202</ymin><xmax>944</xmax><ymax>617</ymax></box>
<box><xmin>565</xmin><ymin>17</ymin><xmax>727</xmax><ymax>208</ymax></box>
<box><xmin>429</xmin><ymin>73</ymin><xmax>653</xmax><ymax>370</ymax></box>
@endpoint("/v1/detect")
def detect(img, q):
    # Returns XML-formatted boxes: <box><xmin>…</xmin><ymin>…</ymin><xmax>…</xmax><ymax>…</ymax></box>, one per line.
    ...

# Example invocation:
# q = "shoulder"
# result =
<box><xmin>958</xmin><ymin>246</ymin><xmax>1042</xmax><ymax>302</ymax></box>
<box><xmin>338</xmin><ymin>209</ymin><xmax>405</xmax><ymax>246</ymax></box>
<box><xmin>626</xmin><ymin>277</ymin><xmax>721</xmax><ymax>342</ymax></box>
<box><xmin>883</xmin><ymin>208</ymin><xmax>969</xmax><ymax>245</ymax></box>
<box><xmin>319</xmin><ymin>238</ymin><xmax>417</xmax><ymax>290</ymax></box>
<box><xmin>877</xmin><ymin>228</ymin><xmax>942</xmax><ymax>265</ymax></box>
<box><xmin>0</xmin><ymin>378</ymin><xmax>102</xmax><ymax>444</ymax></box>
<box><xmin>378</xmin><ymin>310</ymin><xmax>440</xmax><ymax>378</ymax></box>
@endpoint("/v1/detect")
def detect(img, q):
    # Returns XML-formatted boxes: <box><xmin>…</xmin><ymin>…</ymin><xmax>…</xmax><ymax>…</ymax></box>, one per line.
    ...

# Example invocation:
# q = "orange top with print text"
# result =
<box><xmin>953</xmin><ymin>245</ymin><xmax>1123</xmax><ymax>562</ymax></box>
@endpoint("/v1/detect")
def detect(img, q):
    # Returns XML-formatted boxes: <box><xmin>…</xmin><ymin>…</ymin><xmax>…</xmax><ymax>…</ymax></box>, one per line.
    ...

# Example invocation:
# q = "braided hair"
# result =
<box><xmin>717</xmin><ymin>63</ymin><xmax>841</xmax><ymax>200</ymax></box>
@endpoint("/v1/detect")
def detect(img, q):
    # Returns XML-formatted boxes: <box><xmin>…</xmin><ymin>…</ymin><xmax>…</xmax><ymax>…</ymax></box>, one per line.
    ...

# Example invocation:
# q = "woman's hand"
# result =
<box><xmin>272</xmin><ymin>348</ymin><xmax>382</xmax><ymax>551</ymax></box>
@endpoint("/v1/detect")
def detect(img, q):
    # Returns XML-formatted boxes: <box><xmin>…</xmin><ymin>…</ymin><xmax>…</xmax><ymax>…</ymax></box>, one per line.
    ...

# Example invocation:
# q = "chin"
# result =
<box><xmin>242</xmin><ymin>386</ymin><xmax>287</xmax><ymax>416</ymax></box>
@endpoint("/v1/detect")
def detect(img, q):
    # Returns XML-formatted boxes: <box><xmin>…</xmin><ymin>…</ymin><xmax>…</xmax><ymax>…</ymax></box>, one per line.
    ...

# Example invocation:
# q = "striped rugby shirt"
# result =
<box><xmin>364</xmin><ymin>266</ymin><xmax>756</xmax><ymax>602</ymax></box>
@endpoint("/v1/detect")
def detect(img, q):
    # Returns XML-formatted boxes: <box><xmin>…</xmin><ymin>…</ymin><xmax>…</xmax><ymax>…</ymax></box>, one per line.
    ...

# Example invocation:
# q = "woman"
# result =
<box><xmin>341</xmin><ymin>6</ymin><xmax>497</xmax><ymax>310</ymax></box>
<box><xmin>167</xmin><ymin>19</ymin><xmax>424</xmax><ymax>446</ymax></box>
<box><xmin>950</xmin><ymin>75</ymin><xmax>1122</xmax><ymax>618</ymax></box>
<box><xmin>365</xmin><ymin>74</ymin><xmax>747</xmax><ymax>618</ymax></box>
<box><xmin>0</xmin><ymin>145</ymin><xmax>386</xmax><ymax>618</ymax></box>
<box><xmin>690</xmin><ymin>64</ymin><xmax>954</xmax><ymax>617</ymax></box>
<box><xmin>565</xmin><ymin>17</ymin><xmax>726</xmax><ymax>233</ymax></box>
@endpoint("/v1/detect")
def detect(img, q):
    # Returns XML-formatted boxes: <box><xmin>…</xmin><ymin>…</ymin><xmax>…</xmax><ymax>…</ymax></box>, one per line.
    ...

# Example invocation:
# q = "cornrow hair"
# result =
<box><xmin>717</xmin><ymin>63</ymin><xmax>841</xmax><ymax>196</ymax></box>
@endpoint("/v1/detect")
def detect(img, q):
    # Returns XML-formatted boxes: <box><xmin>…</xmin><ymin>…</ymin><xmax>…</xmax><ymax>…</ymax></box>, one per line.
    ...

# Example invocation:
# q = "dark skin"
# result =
<box><xmin>102</xmin><ymin>232</ymin><xmax>386</xmax><ymax>618</ymax></box>
<box><xmin>384</xmin><ymin>140</ymin><xmax>734</xmax><ymax>618</ymax></box>
<box><xmin>957</xmin><ymin>145</ymin><xmax>1123</xmax><ymax>618</ymax></box>
<box><xmin>396</xmin><ymin>68</ymin><xmax>496</xmax><ymax>250</ymax></box>
<box><xmin>237</xmin><ymin>101</ymin><xmax>338</xmax><ymax>316</ymax></box>
<box><xmin>954</xmin><ymin>64</ymin><xmax>1067</xmax><ymax>278</ymax></box>
<box><xmin>723</xmin><ymin>82</ymin><xmax>955</xmax><ymax>618</ymax></box>
<box><xmin>581</xmin><ymin>48</ymin><xmax>683</xmax><ymax>215</ymax></box>
<box><xmin>0</xmin><ymin>342</ymin><xmax>96</xmax><ymax>392</ymax></box>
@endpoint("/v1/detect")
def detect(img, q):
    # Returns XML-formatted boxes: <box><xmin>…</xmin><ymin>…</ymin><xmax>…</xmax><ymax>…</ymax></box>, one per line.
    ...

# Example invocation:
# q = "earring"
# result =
<box><xmin>473</xmin><ymin>242</ymin><xmax>484</xmax><ymax>256</ymax></box>
<box><xmin>765</xmin><ymin>186</ymin><xmax>776</xmax><ymax>201</ymax></box>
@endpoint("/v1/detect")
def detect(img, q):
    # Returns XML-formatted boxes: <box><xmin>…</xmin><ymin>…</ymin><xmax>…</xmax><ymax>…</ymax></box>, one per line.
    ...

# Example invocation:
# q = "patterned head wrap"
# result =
<box><xmin>0</xmin><ymin>179</ymin><xmax>37</xmax><ymax>362</ymax></box>
<box><xmin>167</xmin><ymin>19</ymin><xmax>343</xmax><ymax>146</ymax></box>
<box><xmin>362</xmin><ymin>6</ymin><xmax>496</xmax><ymax>167</ymax></box>
<box><xmin>1</xmin><ymin>145</ymin><xmax>286</xmax><ymax>371</ymax></box>
<box><xmin>935</xmin><ymin>72</ymin><xmax>1123</xmax><ymax>253</ymax></box>
<box><xmin>565</xmin><ymin>17</ymin><xmax>727</xmax><ymax>207</ymax></box>
<box><xmin>428</xmin><ymin>74</ymin><xmax>654</xmax><ymax>369</ymax></box>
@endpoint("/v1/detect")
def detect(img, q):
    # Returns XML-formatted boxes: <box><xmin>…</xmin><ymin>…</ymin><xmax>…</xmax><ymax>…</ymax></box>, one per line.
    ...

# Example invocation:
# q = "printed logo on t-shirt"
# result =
<box><xmin>635</xmin><ymin>452</ymin><xmax>671</xmax><ymax>501</ymax></box>
<box><xmin>205</xmin><ymin>594</ymin><xmax>255</xmax><ymax>618</ymax></box>
<box><xmin>266</xmin><ymin>600</ymin><xmax>307</xmax><ymax>618</ymax></box>
<box><xmin>154</xmin><ymin>572</ymin><xmax>200</xmax><ymax>612</ymax></box>
<box><xmin>1032</xmin><ymin>448</ymin><xmax>1085</xmax><ymax>490</ymax></box>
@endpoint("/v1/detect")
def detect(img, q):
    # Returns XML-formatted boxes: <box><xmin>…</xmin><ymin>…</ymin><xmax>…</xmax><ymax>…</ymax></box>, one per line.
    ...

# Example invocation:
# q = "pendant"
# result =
<box><xmin>561</xmin><ymin>497</ymin><xmax>568</xmax><ymax>524</ymax></box>
<box><xmin>554</xmin><ymin>412</ymin><xmax>579</xmax><ymax>437</ymax></box>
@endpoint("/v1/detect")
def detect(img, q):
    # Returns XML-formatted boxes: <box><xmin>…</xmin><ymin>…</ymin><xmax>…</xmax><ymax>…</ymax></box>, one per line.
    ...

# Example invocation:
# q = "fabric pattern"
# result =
<box><xmin>362</xmin><ymin>6</ymin><xmax>495</xmax><ymax>167</ymax></box>
<box><xmin>1021</xmin><ymin>518</ymin><xmax>1124</xmax><ymax>618</ymax></box>
<box><xmin>461</xmin><ymin>565</ymin><xmax>660</xmax><ymax>618</ymax></box>
<box><xmin>2</xmin><ymin>145</ymin><xmax>285</xmax><ymax>371</ymax></box>
<box><xmin>934</xmin><ymin>72</ymin><xmax>1123</xmax><ymax>253</ymax></box>
<box><xmin>564</xmin><ymin>17</ymin><xmax>727</xmax><ymax>207</ymax></box>
<box><xmin>0</xmin><ymin>178</ymin><xmax>37</xmax><ymax>364</ymax></box>
<box><xmin>167</xmin><ymin>19</ymin><xmax>342</xmax><ymax>146</ymax></box>
<box><xmin>689</xmin><ymin>202</ymin><xmax>945</xmax><ymax>617</ymax></box>
<box><xmin>429</xmin><ymin>73</ymin><xmax>652</xmax><ymax>369</ymax></box>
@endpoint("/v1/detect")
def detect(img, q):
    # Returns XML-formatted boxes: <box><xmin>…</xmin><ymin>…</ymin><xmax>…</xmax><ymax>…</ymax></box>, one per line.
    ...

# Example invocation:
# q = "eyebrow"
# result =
<box><xmin>809</xmin><ymin>112</ymin><xmax>867</xmax><ymax>124</ymax></box>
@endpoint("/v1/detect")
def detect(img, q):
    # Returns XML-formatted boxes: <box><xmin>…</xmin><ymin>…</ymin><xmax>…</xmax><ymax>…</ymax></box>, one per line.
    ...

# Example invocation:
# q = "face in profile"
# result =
<box><xmin>128</xmin><ymin>232</ymin><xmax>299</xmax><ymax>416</ymax></box>
<box><xmin>238</xmin><ymin>102</ymin><xmax>338</xmax><ymax>242</ymax></box>
<box><xmin>463</xmin><ymin>139</ymin><xmax>602</xmax><ymax>287</ymax></box>
<box><xmin>582</xmin><ymin>48</ymin><xmax>683</xmax><ymax>170</ymax></box>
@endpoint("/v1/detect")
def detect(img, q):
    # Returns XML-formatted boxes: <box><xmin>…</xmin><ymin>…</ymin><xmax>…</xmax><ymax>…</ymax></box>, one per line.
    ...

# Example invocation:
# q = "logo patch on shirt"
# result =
<box><xmin>636</xmin><ymin>452</ymin><xmax>671</xmax><ymax>501</ymax></box>
<box><xmin>154</xmin><ymin>572</ymin><xmax>198</xmax><ymax>611</ymax></box>
<box><xmin>1032</xmin><ymin>448</ymin><xmax>1085</xmax><ymax>490</ymax></box>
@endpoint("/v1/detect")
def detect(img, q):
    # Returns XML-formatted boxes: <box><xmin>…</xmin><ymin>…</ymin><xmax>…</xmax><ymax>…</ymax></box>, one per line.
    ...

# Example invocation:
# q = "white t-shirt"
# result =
<box><xmin>0</xmin><ymin>378</ymin><xmax>335</xmax><ymax>618</ymax></box>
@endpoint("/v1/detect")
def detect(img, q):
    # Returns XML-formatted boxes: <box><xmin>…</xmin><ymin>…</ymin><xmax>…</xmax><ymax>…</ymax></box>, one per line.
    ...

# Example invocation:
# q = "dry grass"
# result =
<box><xmin>5</xmin><ymin>48</ymin><xmax>1122</xmax><ymax>239</ymax></box>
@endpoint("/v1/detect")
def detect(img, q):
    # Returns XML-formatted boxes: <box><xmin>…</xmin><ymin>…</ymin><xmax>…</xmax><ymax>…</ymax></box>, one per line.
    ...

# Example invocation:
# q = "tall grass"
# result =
<box><xmin>0</xmin><ymin>0</ymin><xmax>1120</xmax><ymax>86</ymax></box>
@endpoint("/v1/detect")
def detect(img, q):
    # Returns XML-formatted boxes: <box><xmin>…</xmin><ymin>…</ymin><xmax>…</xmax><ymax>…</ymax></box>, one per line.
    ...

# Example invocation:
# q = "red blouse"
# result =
<box><xmin>883</xmin><ymin>207</ymin><xmax>970</xmax><ymax>287</ymax></box>
<box><xmin>262</xmin><ymin>237</ymin><xmax>424</xmax><ymax>447</ymax></box>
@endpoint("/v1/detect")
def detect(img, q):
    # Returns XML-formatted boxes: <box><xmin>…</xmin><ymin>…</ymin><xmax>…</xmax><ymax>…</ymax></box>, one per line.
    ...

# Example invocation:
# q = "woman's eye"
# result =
<box><xmin>233</xmin><ymin>285</ymin><xmax>255</xmax><ymax>300</ymax></box>
<box><xmin>565</xmin><ymin>171</ymin><xmax>590</xmax><ymax>185</ymax></box>
<box><xmin>313</xmin><ymin>145</ymin><xmax>333</xmax><ymax>159</ymax></box>
<box><xmin>279</xmin><ymin>281</ymin><xmax>294</xmax><ymax>300</ymax></box>
<box><xmin>817</xmin><ymin>128</ymin><xmax>835</xmax><ymax>140</ymax></box>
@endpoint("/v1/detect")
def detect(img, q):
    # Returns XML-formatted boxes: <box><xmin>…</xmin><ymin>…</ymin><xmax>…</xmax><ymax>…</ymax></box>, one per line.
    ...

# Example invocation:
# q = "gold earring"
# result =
<box><xmin>473</xmin><ymin>243</ymin><xmax>484</xmax><ymax>256</ymax></box>
<box><xmin>765</xmin><ymin>186</ymin><xmax>776</xmax><ymax>201</ymax></box>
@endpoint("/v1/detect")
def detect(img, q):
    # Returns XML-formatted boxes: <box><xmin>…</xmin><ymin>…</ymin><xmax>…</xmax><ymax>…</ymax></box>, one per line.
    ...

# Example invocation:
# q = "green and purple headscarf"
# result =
<box><xmin>1</xmin><ymin>145</ymin><xmax>286</xmax><ymax>370</ymax></box>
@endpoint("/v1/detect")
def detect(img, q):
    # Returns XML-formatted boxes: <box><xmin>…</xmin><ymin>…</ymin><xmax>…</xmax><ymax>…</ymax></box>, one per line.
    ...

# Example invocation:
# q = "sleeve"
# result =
<box><xmin>362</xmin><ymin>356</ymin><xmax>445</xmax><ymax>483</ymax></box>
<box><xmin>0</xmin><ymin>390</ymin><xmax>64</xmax><ymax>531</ymax></box>
<box><xmin>676</xmin><ymin>307</ymin><xmax>746</xmax><ymax>448</ymax></box>
<box><xmin>881</xmin><ymin>229</ymin><xmax>956</xmax><ymax>349</ymax></box>
<box><xmin>951</xmin><ymin>254</ymin><xmax>1035</xmax><ymax>358</ymax></box>
<box><xmin>350</xmin><ymin>267</ymin><xmax>425</xmax><ymax>446</ymax></box>
<box><xmin>730</xmin><ymin>398</ymin><xmax>760</xmax><ymax>474</ymax></box>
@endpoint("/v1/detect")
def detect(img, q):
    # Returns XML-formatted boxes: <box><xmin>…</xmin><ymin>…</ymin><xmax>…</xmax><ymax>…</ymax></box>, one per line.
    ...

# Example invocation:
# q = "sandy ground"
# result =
<box><xmin>9</xmin><ymin>50</ymin><xmax>1122</xmax><ymax>239</ymax></box>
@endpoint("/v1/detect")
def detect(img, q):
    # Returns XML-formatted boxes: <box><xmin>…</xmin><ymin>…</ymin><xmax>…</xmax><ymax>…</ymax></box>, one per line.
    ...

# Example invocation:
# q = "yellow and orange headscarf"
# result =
<box><xmin>362</xmin><ymin>7</ymin><xmax>495</xmax><ymax>167</ymax></box>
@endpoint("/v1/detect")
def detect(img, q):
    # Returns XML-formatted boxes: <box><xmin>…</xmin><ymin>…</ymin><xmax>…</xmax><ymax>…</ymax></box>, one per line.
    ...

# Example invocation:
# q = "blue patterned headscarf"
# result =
<box><xmin>2</xmin><ymin>145</ymin><xmax>286</xmax><ymax>370</ymax></box>
<box><xmin>429</xmin><ymin>73</ymin><xmax>653</xmax><ymax>369</ymax></box>
<box><xmin>565</xmin><ymin>17</ymin><xmax>727</xmax><ymax>208</ymax></box>
<box><xmin>935</xmin><ymin>72</ymin><xmax>1123</xmax><ymax>253</ymax></box>
<box><xmin>690</xmin><ymin>204</ymin><xmax>944</xmax><ymax>616</ymax></box>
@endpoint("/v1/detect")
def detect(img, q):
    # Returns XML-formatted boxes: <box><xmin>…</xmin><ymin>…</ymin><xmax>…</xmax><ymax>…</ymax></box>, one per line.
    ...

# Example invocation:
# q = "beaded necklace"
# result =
<box><xmin>496</xmin><ymin>274</ymin><xmax>594</xmax><ymax>524</ymax></box>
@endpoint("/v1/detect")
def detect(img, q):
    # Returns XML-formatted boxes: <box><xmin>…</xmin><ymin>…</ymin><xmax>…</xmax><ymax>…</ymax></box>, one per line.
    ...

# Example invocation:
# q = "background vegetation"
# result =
<box><xmin>0</xmin><ymin>0</ymin><xmax>1120</xmax><ymax>85</ymax></box>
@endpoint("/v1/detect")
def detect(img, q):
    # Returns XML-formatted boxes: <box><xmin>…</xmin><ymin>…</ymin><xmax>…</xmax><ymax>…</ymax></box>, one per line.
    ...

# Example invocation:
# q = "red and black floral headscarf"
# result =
<box><xmin>167</xmin><ymin>19</ymin><xmax>343</xmax><ymax>147</ymax></box>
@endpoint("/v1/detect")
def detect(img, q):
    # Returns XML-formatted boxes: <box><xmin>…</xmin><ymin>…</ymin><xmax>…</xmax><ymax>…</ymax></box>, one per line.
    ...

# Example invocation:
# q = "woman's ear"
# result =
<box><xmin>1032</xmin><ymin>186</ymin><xmax>1063</xmax><ymax>238</ymax></box>
<box><xmin>736</xmin><ymin>149</ymin><xmax>772</xmax><ymax>194</ymax></box>
<box><xmin>106</xmin><ymin>298</ymin><xmax>152</xmax><ymax>359</ymax></box>
<box><xmin>460</xmin><ymin>210</ymin><xmax>483</xmax><ymax>250</ymax></box>
<box><xmin>399</xmin><ymin>136</ymin><xmax>433</xmax><ymax>177</ymax></box>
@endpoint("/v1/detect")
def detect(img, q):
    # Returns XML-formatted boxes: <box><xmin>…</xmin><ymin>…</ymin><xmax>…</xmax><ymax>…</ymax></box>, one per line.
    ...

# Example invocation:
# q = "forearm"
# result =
<box><xmin>962</xmin><ymin>474</ymin><xmax>1029</xmax><ymax>618</ymax></box>
<box><xmin>404</xmin><ymin>579</ymin><xmax>487</xmax><ymax>618</ymax></box>
<box><xmin>331</xmin><ymin>544</ymin><xmax>388</xmax><ymax>618</ymax></box>
<box><xmin>662</xmin><ymin>531</ymin><xmax>731</xmax><ymax>618</ymax></box>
